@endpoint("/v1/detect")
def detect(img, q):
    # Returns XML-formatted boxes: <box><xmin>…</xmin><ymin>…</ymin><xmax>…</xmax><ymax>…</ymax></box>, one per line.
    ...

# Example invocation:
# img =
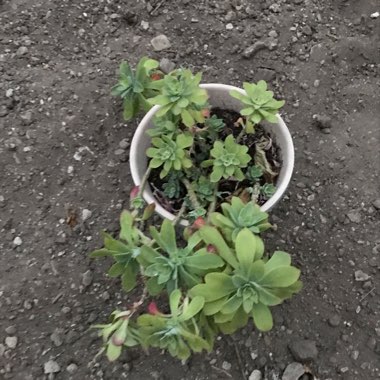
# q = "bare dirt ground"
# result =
<box><xmin>0</xmin><ymin>0</ymin><xmax>379</xmax><ymax>379</ymax></box>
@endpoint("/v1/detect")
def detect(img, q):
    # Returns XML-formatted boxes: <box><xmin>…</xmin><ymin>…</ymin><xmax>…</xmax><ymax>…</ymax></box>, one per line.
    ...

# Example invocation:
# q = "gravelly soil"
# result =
<box><xmin>0</xmin><ymin>0</ymin><xmax>379</xmax><ymax>379</ymax></box>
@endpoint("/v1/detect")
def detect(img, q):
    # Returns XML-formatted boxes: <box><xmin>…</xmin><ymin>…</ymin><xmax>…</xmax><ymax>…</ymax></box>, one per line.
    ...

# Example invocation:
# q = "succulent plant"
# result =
<box><xmin>93</xmin><ymin>310</ymin><xmax>141</xmax><ymax>361</ymax></box>
<box><xmin>203</xmin><ymin>114</ymin><xmax>225</xmax><ymax>140</ymax></box>
<box><xmin>138</xmin><ymin>220</ymin><xmax>224</xmax><ymax>295</ymax></box>
<box><xmin>90</xmin><ymin>211</ymin><xmax>142</xmax><ymax>292</ymax></box>
<box><xmin>137</xmin><ymin>290</ymin><xmax>211</xmax><ymax>360</ymax></box>
<box><xmin>261</xmin><ymin>183</ymin><xmax>276</xmax><ymax>199</ymax></box>
<box><xmin>111</xmin><ymin>57</ymin><xmax>163</xmax><ymax>120</ymax></box>
<box><xmin>148</xmin><ymin>69</ymin><xmax>208</xmax><ymax>127</ymax></box>
<box><xmin>202</xmin><ymin>135</ymin><xmax>251</xmax><ymax>182</ymax></box>
<box><xmin>210</xmin><ymin>197</ymin><xmax>271</xmax><ymax>241</ymax></box>
<box><xmin>162</xmin><ymin>171</ymin><xmax>183</xmax><ymax>199</ymax></box>
<box><xmin>246</xmin><ymin>165</ymin><xmax>264</xmax><ymax>182</ymax></box>
<box><xmin>230</xmin><ymin>81</ymin><xmax>285</xmax><ymax>133</ymax></box>
<box><xmin>146</xmin><ymin>114</ymin><xmax>179</xmax><ymax>138</ymax></box>
<box><xmin>146</xmin><ymin>133</ymin><xmax>193</xmax><ymax>178</ymax></box>
<box><xmin>190</xmin><ymin>227</ymin><xmax>302</xmax><ymax>333</ymax></box>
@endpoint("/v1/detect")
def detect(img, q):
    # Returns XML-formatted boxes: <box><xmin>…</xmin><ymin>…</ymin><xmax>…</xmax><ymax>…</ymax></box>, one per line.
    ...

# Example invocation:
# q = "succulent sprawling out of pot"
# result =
<box><xmin>90</xmin><ymin>57</ymin><xmax>300</xmax><ymax>362</ymax></box>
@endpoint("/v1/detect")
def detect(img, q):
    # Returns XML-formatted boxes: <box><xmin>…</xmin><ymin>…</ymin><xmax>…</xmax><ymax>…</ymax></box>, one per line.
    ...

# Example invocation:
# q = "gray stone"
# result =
<box><xmin>225</xmin><ymin>10</ymin><xmax>236</xmax><ymax>21</ymax></box>
<box><xmin>50</xmin><ymin>330</ymin><xmax>63</xmax><ymax>347</ymax></box>
<box><xmin>44</xmin><ymin>360</ymin><xmax>61</xmax><ymax>374</ymax></box>
<box><xmin>328</xmin><ymin>314</ymin><xmax>341</xmax><ymax>327</ymax></box>
<box><xmin>82</xmin><ymin>270</ymin><xmax>93</xmax><ymax>287</ymax></box>
<box><xmin>302</xmin><ymin>25</ymin><xmax>313</xmax><ymax>36</ymax></box>
<box><xmin>242</xmin><ymin>41</ymin><xmax>268</xmax><ymax>58</ymax></box>
<box><xmin>282</xmin><ymin>362</ymin><xmax>305</xmax><ymax>380</ymax></box>
<box><xmin>222</xmin><ymin>361</ymin><xmax>231</xmax><ymax>371</ymax></box>
<box><xmin>288</xmin><ymin>339</ymin><xmax>318</xmax><ymax>362</ymax></box>
<box><xmin>114</xmin><ymin>148</ymin><xmax>125</xmax><ymax>155</ymax></box>
<box><xmin>13</xmin><ymin>237</ymin><xmax>22</xmax><ymax>246</ymax></box>
<box><xmin>159</xmin><ymin>58</ymin><xmax>175</xmax><ymax>74</ymax></box>
<box><xmin>81</xmin><ymin>209</ymin><xmax>92</xmax><ymax>221</ymax></box>
<box><xmin>5</xmin><ymin>336</ymin><xmax>18</xmax><ymax>349</ymax></box>
<box><xmin>347</xmin><ymin>210</ymin><xmax>361</xmax><ymax>223</ymax></box>
<box><xmin>354</xmin><ymin>270</ymin><xmax>370</xmax><ymax>282</ymax></box>
<box><xmin>5</xmin><ymin>326</ymin><xmax>16</xmax><ymax>335</ymax></box>
<box><xmin>140</xmin><ymin>20</ymin><xmax>149</xmax><ymax>30</ymax></box>
<box><xmin>249</xmin><ymin>369</ymin><xmax>262</xmax><ymax>380</ymax></box>
<box><xmin>313</xmin><ymin>114</ymin><xmax>331</xmax><ymax>130</ymax></box>
<box><xmin>151</xmin><ymin>35</ymin><xmax>171</xmax><ymax>51</ymax></box>
<box><xmin>373</xmin><ymin>199</ymin><xmax>380</xmax><ymax>210</ymax></box>
<box><xmin>0</xmin><ymin>106</ymin><xmax>8</xmax><ymax>117</ymax></box>
<box><xmin>66</xmin><ymin>363</ymin><xmax>78</xmax><ymax>374</ymax></box>
<box><xmin>20</xmin><ymin>110</ymin><xmax>33</xmax><ymax>125</ymax></box>
<box><xmin>16</xmin><ymin>46</ymin><xmax>28</xmax><ymax>56</ymax></box>
<box><xmin>119</xmin><ymin>138</ymin><xmax>130</xmax><ymax>149</ymax></box>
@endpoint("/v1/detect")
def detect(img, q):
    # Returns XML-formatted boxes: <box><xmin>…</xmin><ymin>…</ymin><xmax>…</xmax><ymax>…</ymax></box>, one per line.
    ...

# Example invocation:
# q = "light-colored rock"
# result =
<box><xmin>151</xmin><ymin>35</ymin><xmax>171</xmax><ymax>51</ymax></box>
<box><xmin>16</xmin><ymin>46</ymin><xmax>28</xmax><ymax>56</ymax></box>
<box><xmin>282</xmin><ymin>362</ymin><xmax>305</xmax><ymax>380</ymax></box>
<box><xmin>66</xmin><ymin>363</ymin><xmax>78</xmax><ymax>374</ymax></box>
<box><xmin>141</xmin><ymin>20</ymin><xmax>149</xmax><ymax>30</ymax></box>
<box><xmin>249</xmin><ymin>369</ymin><xmax>262</xmax><ymax>380</ymax></box>
<box><xmin>347</xmin><ymin>210</ymin><xmax>361</xmax><ymax>223</ymax></box>
<box><xmin>354</xmin><ymin>270</ymin><xmax>370</xmax><ymax>282</ymax></box>
<box><xmin>159</xmin><ymin>58</ymin><xmax>175</xmax><ymax>73</ymax></box>
<box><xmin>82</xmin><ymin>270</ymin><xmax>93</xmax><ymax>287</ymax></box>
<box><xmin>5</xmin><ymin>336</ymin><xmax>18</xmax><ymax>349</ymax></box>
<box><xmin>44</xmin><ymin>360</ymin><xmax>61</xmax><ymax>374</ymax></box>
<box><xmin>13</xmin><ymin>237</ymin><xmax>22</xmax><ymax>246</ymax></box>
<box><xmin>81</xmin><ymin>209</ymin><xmax>92</xmax><ymax>221</ymax></box>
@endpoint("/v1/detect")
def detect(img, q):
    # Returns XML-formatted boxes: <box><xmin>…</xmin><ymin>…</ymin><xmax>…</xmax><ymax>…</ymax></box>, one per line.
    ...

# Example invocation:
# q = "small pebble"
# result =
<box><xmin>16</xmin><ymin>46</ymin><xmax>28</xmax><ymax>56</ymax></box>
<box><xmin>354</xmin><ymin>270</ymin><xmax>370</xmax><ymax>282</ymax></box>
<box><xmin>288</xmin><ymin>339</ymin><xmax>318</xmax><ymax>362</ymax></box>
<box><xmin>151</xmin><ymin>35</ymin><xmax>171</xmax><ymax>51</ymax></box>
<box><xmin>82</xmin><ymin>270</ymin><xmax>93</xmax><ymax>287</ymax></box>
<box><xmin>222</xmin><ymin>361</ymin><xmax>231</xmax><ymax>371</ymax></box>
<box><xmin>82</xmin><ymin>209</ymin><xmax>92</xmax><ymax>221</ymax></box>
<box><xmin>13</xmin><ymin>237</ymin><xmax>22</xmax><ymax>246</ymax></box>
<box><xmin>5</xmin><ymin>326</ymin><xmax>16</xmax><ymax>335</ymax></box>
<box><xmin>282</xmin><ymin>362</ymin><xmax>305</xmax><ymax>380</ymax></box>
<box><xmin>140</xmin><ymin>20</ymin><xmax>149</xmax><ymax>30</ymax></box>
<box><xmin>328</xmin><ymin>314</ymin><xmax>341</xmax><ymax>327</ymax></box>
<box><xmin>119</xmin><ymin>138</ymin><xmax>130</xmax><ymax>149</ymax></box>
<box><xmin>66</xmin><ymin>363</ymin><xmax>78</xmax><ymax>374</ymax></box>
<box><xmin>5</xmin><ymin>336</ymin><xmax>18</xmax><ymax>349</ymax></box>
<box><xmin>249</xmin><ymin>369</ymin><xmax>262</xmax><ymax>380</ymax></box>
<box><xmin>159</xmin><ymin>58</ymin><xmax>175</xmax><ymax>74</ymax></box>
<box><xmin>372</xmin><ymin>199</ymin><xmax>380</xmax><ymax>210</ymax></box>
<box><xmin>44</xmin><ymin>360</ymin><xmax>61</xmax><ymax>374</ymax></box>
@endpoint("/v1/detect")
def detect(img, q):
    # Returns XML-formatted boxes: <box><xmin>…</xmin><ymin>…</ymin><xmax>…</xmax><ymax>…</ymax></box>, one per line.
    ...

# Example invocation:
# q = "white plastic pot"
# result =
<box><xmin>130</xmin><ymin>83</ymin><xmax>294</xmax><ymax>226</ymax></box>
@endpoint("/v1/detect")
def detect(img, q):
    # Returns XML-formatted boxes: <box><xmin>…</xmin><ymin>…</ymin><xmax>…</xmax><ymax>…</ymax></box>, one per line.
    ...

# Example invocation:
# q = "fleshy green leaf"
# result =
<box><xmin>199</xmin><ymin>226</ymin><xmax>238</xmax><ymax>268</ymax></box>
<box><xmin>260</xmin><ymin>267</ymin><xmax>300</xmax><ymax>287</ymax></box>
<box><xmin>189</xmin><ymin>273</ymin><xmax>235</xmax><ymax>302</ymax></box>
<box><xmin>185</xmin><ymin>253</ymin><xmax>224</xmax><ymax>270</ymax></box>
<box><xmin>180</xmin><ymin>297</ymin><xmax>204</xmax><ymax>321</ymax></box>
<box><xmin>251</xmin><ymin>303</ymin><xmax>273</xmax><ymax>332</ymax></box>
<box><xmin>235</xmin><ymin>228</ymin><xmax>257</xmax><ymax>266</ymax></box>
